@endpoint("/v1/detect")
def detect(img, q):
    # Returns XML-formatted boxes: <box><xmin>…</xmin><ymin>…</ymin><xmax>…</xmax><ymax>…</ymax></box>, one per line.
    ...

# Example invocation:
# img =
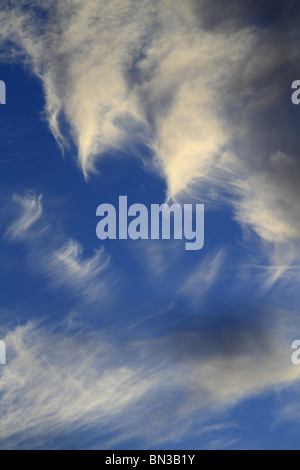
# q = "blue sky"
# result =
<box><xmin>0</xmin><ymin>0</ymin><xmax>300</xmax><ymax>450</ymax></box>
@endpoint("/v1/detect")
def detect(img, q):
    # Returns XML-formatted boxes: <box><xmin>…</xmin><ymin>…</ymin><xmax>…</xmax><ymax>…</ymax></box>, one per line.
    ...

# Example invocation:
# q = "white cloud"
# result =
<box><xmin>0</xmin><ymin>318</ymin><xmax>299</xmax><ymax>449</ymax></box>
<box><xmin>180</xmin><ymin>250</ymin><xmax>225</xmax><ymax>301</ymax></box>
<box><xmin>229</xmin><ymin>151</ymin><xmax>300</xmax><ymax>289</ymax></box>
<box><xmin>233</xmin><ymin>152</ymin><xmax>300</xmax><ymax>244</ymax></box>
<box><xmin>45</xmin><ymin>240</ymin><xmax>111</xmax><ymax>302</ymax></box>
<box><xmin>5</xmin><ymin>192</ymin><xmax>43</xmax><ymax>241</ymax></box>
<box><xmin>0</xmin><ymin>323</ymin><xmax>163</xmax><ymax>448</ymax></box>
<box><xmin>1</xmin><ymin>0</ymin><xmax>299</xmax><ymax>261</ymax></box>
<box><xmin>0</xmin><ymin>1</ymin><xmax>251</xmax><ymax>189</ymax></box>
<box><xmin>5</xmin><ymin>192</ymin><xmax>112</xmax><ymax>303</ymax></box>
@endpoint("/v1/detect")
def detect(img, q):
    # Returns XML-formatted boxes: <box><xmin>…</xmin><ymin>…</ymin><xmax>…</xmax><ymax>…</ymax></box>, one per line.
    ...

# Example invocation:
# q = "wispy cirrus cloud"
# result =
<box><xmin>45</xmin><ymin>240</ymin><xmax>111</xmax><ymax>302</ymax></box>
<box><xmin>0</xmin><ymin>322</ymin><xmax>162</xmax><ymax>449</ymax></box>
<box><xmin>180</xmin><ymin>250</ymin><xmax>226</xmax><ymax>302</ymax></box>
<box><xmin>4</xmin><ymin>191</ymin><xmax>112</xmax><ymax>303</ymax></box>
<box><xmin>1</xmin><ymin>0</ymin><xmax>300</xmax><ymax>451</ymax></box>
<box><xmin>232</xmin><ymin>152</ymin><xmax>300</xmax><ymax>244</ymax></box>
<box><xmin>0</xmin><ymin>3</ymin><xmax>271</xmax><ymax>189</ymax></box>
<box><xmin>4</xmin><ymin>192</ymin><xmax>43</xmax><ymax>241</ymax></box>
<box><xmin>1</xmin><ymin>1</ymin><xmax>300</xmax><ymax>284</ymax></box>
<box><xmin>0</xmin><ymin>309</ymin><xmax>299</xmax><ymax>449</ymax></box>
<box><xmin>0</xmin><ymin>0</ymin><xmax>251</xmax><ymax>196</ymax></box>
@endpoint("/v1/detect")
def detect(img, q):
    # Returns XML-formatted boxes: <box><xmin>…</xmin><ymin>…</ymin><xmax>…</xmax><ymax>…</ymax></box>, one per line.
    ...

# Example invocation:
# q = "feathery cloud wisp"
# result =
<box><xmin>45</xmin><ymin>240</ymin><xmax>111</xmax><ymax>302</ymax></box>
<box><xmin>1</xmin><ymin>1</ymin><xmax>299</xmax><ymax>255</ymax></box>
<box><xmin>1</xmin><ymin>1</ymin><xmax>299</xmax><ymax>253</ymax></box>
<box><xmin>0</xmin><ymin>1</ymin><xmax>250</xmax><ymax>191</ymax></box>
<box><xmin>4</xmin><ymin>191</ymin><xmax>112</xmax><ymax>303</ymax></box>
<box><xmin>0</xmin><ymin>313</ymin><xmax>299</xmax><ymax>449</ymax></box>
<box><xmin>5</xmin><ymin>192</ymin><xmax>43</xmax><ymax>241</ymax></box>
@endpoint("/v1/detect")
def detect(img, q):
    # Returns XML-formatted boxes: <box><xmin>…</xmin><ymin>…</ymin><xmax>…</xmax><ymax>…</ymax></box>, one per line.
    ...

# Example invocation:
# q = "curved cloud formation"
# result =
<box><xmin>0</xmin><ymin>4</ymin><xmax>275</xmax><ymax>182</ymax></box>
<box><xmin>4</xmin><ymin>191</ymin><xmax>112</xmax><ymax>303</ymax></box>
<box><xmin>4</xmin><ymin>192</ymin><xmax>43</xmax><ymax>241</ymax></box>
<box><xmin>0</xmin><ymin>314</ymin><xmax>298</xmax><ymax>449</ymax></box>
<box><xmin>1</xmin><ymin>0</ymin><xmax>300</xmax><ymax>268</ymax></box>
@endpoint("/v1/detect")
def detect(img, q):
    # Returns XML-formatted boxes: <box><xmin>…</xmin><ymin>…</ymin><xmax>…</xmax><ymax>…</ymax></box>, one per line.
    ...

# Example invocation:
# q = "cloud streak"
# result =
<box><xmin>1</xmin><ymin>0</ymin><xmax>299</xmax><ymax>263</ymax></box>
<box><xmin>46</xmin><ymin>240</ymin><xmax>111</xmax><ymax>302</ymax></box>
<box><xmin>4</xmin><ymin>192</ymin><xmax>43</xmax><ymax>241</ymax></box>
<box><xmin>1</xmin><ymin>0</ymin><xmax>300</xmax><ymax>449</ymax></box>
<box><xmin>4</xmin><ymin>191</ymin><xmax>112</xmax><ymax>304</ymax></box>
<box><xmin>0</xmin><ymin>310</ymin><xmax>299</xmax><ymax>449</ymax></box>
<box><xmin>0</xmin><ymin>1</ymin><xmax>257</xmax><ymax>193</ymax></box>
<box><xmin>180</xmin><ymin>250</ymin><xmax>225</xmax><ymax>302</ymax></box>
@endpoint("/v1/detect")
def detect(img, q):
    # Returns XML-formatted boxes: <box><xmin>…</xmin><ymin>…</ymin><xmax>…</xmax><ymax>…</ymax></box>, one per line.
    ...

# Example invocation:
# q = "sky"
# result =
<box><xmin>0</xmin><ymin>0</ymin><xmax>300</xmax><ymax>450</ymax></box>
